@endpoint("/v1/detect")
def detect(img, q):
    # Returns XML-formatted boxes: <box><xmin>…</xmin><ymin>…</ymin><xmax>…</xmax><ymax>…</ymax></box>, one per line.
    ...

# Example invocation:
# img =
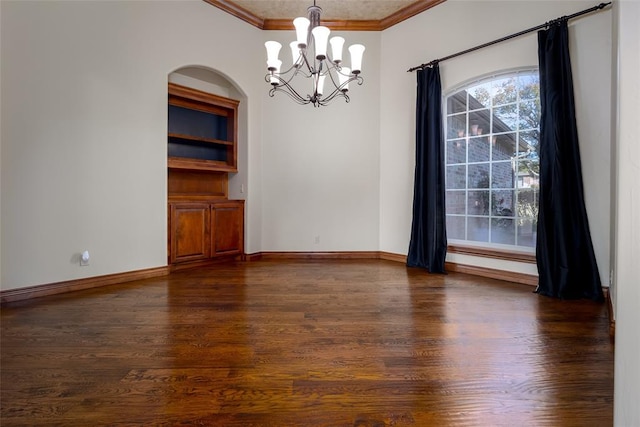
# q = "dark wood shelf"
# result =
<box><xmin>168</xmin><ymin>156</ymin><xmax>237</xmax><ymax>173</ymax></box>
<box><xmin>168</xmin><ymin>133</ymin><xmax>234</xmax><ymax>146</ymax></box>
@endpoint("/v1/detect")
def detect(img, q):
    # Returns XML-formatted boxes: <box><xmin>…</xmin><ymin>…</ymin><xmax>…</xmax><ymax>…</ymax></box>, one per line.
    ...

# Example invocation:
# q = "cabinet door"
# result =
<box><xmin>211</xmin><ymin>202</ymin><xmax>244</xmax><ymax>257</ymax></box>
<box><xmin>169</xmin><ymin>203</ymin><xmax>211</xmax><ymax>264</ymax></box>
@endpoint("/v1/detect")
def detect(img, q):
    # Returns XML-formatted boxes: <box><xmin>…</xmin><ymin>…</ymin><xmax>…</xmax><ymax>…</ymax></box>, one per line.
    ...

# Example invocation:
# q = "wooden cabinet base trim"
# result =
<box><xmin>169</xmin><ymin>256</ymin><xmax>244</xmax><ymax>272</ymax></box>
<box><xmin>0</xmin><ymin>266</ymin><xmax>169</xmax><ymax>305</ymax></box>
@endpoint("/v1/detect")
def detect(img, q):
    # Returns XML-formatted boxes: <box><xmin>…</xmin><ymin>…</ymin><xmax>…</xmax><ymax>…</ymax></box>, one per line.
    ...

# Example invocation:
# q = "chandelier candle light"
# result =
<box><xmin>264</xmin><ymin>1</ymin><xmax>365</xmax><ymax>107</ymax></box>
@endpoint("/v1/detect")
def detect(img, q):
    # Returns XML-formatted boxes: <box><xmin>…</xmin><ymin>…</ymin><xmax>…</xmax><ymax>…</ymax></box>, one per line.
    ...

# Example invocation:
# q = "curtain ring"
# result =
<box><xmin>547</xmin><ymin>16</ymin><xmax>567</xmax><ymax>28</ymax></box>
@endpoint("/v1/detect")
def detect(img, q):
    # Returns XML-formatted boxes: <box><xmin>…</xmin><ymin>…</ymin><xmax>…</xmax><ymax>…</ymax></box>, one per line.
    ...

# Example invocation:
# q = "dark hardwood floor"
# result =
<box><xmin>1</xmin><ymin>260</ymin><xmax>614</xmax><ymax>426</ymax></box>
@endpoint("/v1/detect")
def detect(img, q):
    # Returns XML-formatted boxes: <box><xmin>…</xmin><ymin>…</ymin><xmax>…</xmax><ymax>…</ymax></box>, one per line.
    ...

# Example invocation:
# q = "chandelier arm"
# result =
<box><xmin>279</xmin><ymin>64</ymin><xmax>313</xmax><ymax>80</ymax></box>
<box><xmin>278</xmin><ymin>67</ymin><xmax>305</xmax><ymax>87</ymax></box>
<box><xmin>318</xmin><ymin>90</ymin><xmax>350</xmax><ymax>106</ymax></box>
<box><xmin>278</xmin><ymin>62</ymin><xmax>305</xmax><ymax>78</ymax></box>
<box><xmin>318</xmin><ymin>87</ymin><xmax>348</xmax><ymax>105</ymax></box>
<box><xmin>323</xmin><ymin>64</ymin><xmax>343</xmax><ymax>90</ymax></box>
<box><xmin>292</xmin><ymin>67</ymin><xmax>314</xmax><ymax>79</ymax></box>
<box><xmin>272</xmin><ymin>86</ymin><xmax>312</xmax><ymax>105</ymax></box>
<box><xmin>266</xmin><ymin>63</ymin><xmax>309</xmax><ymax>92</ymax></box>
<box><xmin>328</xmin><ymin>65</ymin><xmax>362</xmax><ymax>93</ymax></box>
<box><xmin>299</xmin><ymin>49</ymin><xmax>316</xmax><ymax>75</ymax></box>
<box><xmin>269</xmin><ymin>74</ymin><xmax>313</xmax><ymax>105</ymax></box>
<box><xmin>280</xmin><ymin>76</ymin><xmax>313</xmax><ymax>103</ymax></box>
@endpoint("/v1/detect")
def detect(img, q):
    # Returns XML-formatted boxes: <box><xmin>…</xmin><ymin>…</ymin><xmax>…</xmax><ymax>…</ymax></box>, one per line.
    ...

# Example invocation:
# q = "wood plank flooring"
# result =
<box><xmin>1</xmin><ymin>260</ymin><xmax>614</xmax><ymax>426</ymax></box>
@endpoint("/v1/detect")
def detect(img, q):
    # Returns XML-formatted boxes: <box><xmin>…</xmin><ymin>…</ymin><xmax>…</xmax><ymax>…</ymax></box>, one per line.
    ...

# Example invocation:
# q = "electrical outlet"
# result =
<box><xmin>80</xmin><ymin>250</ymin><xmax>90</xmax><ymax>266</ymax></box>
<box><xmin>314</xmin><ymin>236</ymin><xmax>320</xmax><ymax>244</ymax></box>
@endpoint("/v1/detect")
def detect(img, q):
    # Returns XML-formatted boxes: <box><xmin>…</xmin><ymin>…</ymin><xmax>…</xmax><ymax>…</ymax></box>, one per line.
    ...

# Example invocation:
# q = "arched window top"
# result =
<box><xmin>446</xmin><ymin>68</ymin><xmax>539</xmax><ymax>102</ymax></box>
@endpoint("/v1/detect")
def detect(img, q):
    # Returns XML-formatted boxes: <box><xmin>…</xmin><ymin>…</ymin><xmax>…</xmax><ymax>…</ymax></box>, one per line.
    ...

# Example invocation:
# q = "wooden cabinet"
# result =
<box><xmin>169</xmin><ymin>200</ymin><xmax>244</xmax><ymax>266</ymax></box>
<box><xmin>167</xmin><ymin>83</ymin><xmax>244</xmax><ymax>268</ymax></box>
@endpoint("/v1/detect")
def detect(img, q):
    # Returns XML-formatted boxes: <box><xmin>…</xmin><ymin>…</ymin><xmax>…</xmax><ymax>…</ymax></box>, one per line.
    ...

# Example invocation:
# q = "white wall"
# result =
<box><xmin>613</xmin><ymin>1</ymin><xmax>640</xmax><ymax>424</ymax></box>
<box><xmin>380</xmin><ymin>1</ymin><xmax>612</xmax><ymax>283</ymax></box>
<box><xmin>260</xmin><ymin>31</ymin><xmax>381</xmax><ymax>252</ymax></box>
<box><xmin>0</xmin><ymin>0</ymin><xmax>265</xmax><ymax>290</ymax></box>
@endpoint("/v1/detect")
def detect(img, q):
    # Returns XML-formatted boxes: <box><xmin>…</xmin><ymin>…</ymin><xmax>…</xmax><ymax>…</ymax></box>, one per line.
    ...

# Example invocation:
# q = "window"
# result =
<box><xmin>444</xmin><ymin>70</ymin><xmax>540</xmax><ymax>250</ymax></box>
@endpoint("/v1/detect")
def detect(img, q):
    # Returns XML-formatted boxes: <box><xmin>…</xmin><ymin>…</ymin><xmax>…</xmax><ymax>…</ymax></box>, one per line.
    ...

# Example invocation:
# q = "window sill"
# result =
<box><xmin>448</xmin><ymin>244</ymin><xmax>536</xmax><ymax>264</ymax></box>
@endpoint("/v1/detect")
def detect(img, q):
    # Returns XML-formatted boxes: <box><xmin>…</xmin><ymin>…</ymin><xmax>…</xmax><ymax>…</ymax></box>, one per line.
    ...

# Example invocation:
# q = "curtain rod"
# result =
<box><xmin>407</xmin><ymin>2</ymin><xmax>611</xmax><ymax>72</ymax></box>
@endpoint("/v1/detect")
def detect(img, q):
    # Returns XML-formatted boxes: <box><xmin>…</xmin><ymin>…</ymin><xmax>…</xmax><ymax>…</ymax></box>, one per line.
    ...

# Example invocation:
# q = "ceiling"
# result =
<box><xmin>203</xmin><ymin>0</ymin><xmax>446</xmax><ymax>31</ymax></box>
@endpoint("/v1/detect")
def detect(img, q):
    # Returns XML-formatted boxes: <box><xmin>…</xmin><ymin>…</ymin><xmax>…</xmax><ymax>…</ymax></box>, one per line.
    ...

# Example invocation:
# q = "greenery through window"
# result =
<box><xmin>444</xmin><ymin>70</ymin><xmax>540</xmax><ymax>250</ymax></box>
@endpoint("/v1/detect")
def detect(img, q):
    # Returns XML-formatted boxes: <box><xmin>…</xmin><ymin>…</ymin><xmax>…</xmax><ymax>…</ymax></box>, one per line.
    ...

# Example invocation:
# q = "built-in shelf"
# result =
<box><xmin>167</xmin><ymin>82</ymin><xmax>244</xmax><ymax>268</ymax></box>
<box><xmin>168</xmin><ymin>157</ymin><xmax>236</xmax><ymax>172</ymax></box>
<box><xmin>168</xmin><ymin>133</ymin><xmax>234</xmax><ymax>146</ymax></box>
<box><xmin>168</xmin><ymin>83</ymin><xmax>238</xmax><ymax>172</ymax></box>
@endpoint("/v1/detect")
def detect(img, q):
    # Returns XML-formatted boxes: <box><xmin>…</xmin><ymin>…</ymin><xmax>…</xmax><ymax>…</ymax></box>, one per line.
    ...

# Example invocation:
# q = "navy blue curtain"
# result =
<box><xmin>536</xmin><ymin>20</ymin><xmax>603</xmax><ymax>301</ymax></box>
<box><xmin>407</xmin><ymin>65</ymin><xmax>447</xmax><ymax>273</ymax></box>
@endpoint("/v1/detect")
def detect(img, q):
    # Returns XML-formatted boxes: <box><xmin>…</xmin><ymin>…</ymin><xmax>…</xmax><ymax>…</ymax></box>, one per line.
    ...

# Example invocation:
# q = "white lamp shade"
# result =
<box><xmin>267</xmin><ymin>59</ymin><xmax>281</xmax><ymax>70</ymax></box>
<box><xmin>293</xmin><ymin>17</ymin><xmax>310</xmax><ymax>48</ymax></box>
<box><xmin>289</xmin><ymin>41</ymin><xmax>301</xmax><ymax>67</ymax></box>
<box><xmin>311</xmin><ymin>26</ymin><xmax>330</xmax><ymax>60</ymax></box>
<box><xmin>317</xmin><ymin>75</ymin><xmax>326</xmax><ymax>96</ymax></box>
<box><xmin>338</xmin><ymin>67</ymin><xmax>350</xmax><ymax>91</ymax></box>
<box><xmin>269</xmin><ymin>60</ymin><xmax>282</xmax><ymax>85</ymax></box>
<box><xmin>348</xmin><ymin>44</ymin><xmax>365</xmax><ymax>74</ymax></box>
<box><xmin>329</xmin><ymin>36</ymin><xmax>345</xmax><ymax>63</ymax></box>
<box><xmin>265</xmin><ymin>41</ymin><xmax>282</xmax><ymax>69</ymax></box>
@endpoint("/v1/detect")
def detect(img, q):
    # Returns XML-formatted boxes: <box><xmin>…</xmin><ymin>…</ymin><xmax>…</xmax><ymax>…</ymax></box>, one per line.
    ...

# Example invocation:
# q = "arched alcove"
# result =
<box><xmin>167</xmin><ymin>66</ymin><xmax>249</xmax><ymax>265</ymax></box>
<box><xmin>168</xmin><ymin>66</ymin><xmax>248</xmax><ymax>202</ymax></box>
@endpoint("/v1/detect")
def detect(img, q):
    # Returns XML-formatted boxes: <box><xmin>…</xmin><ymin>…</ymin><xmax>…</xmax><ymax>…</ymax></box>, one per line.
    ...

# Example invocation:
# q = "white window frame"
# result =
<box><xmin>443</xmin><ymin>68</ymin><xmax>540</xmax><ymax>257</ymax></box>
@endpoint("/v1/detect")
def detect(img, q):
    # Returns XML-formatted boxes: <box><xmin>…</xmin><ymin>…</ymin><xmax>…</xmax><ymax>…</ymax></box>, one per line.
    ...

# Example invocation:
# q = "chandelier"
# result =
<box><xmin>264</xmin><ymin>1</ymin><xmax>365</xmax><ymax>107</ymax></box>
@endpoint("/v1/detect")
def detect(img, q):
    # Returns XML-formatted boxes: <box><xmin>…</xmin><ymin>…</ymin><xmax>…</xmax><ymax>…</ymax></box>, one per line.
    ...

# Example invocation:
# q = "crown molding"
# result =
<box><xmin>263</xmin><ymin>18</ymin><xmax>381</xmax><ymax>31</ymax></box>
<box><xmin>379</xmin><ymin>0</ymin><xmax>446</xmax><ymax>30</ymax></box>
<box><xmin>204</xmin><ymin>0</ymin><xmax>446</xmax><ymax>31</ymax></box>
<box><xmin>203</xmin><ymin>0</ymin><xmax>264</xmax><ymax>29</ymax></box>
